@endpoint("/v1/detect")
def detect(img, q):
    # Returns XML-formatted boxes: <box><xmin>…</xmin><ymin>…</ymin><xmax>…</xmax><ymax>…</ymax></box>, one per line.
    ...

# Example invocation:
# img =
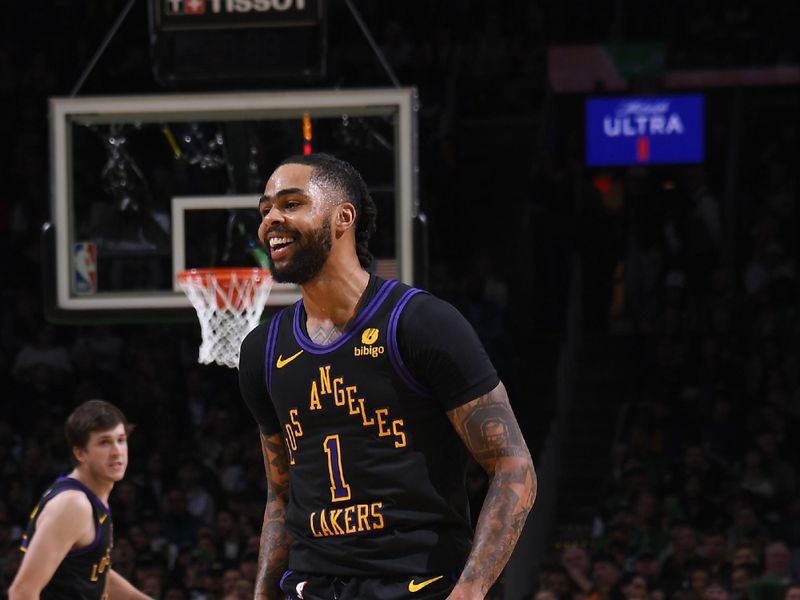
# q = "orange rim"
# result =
<box><xmin>177</xmin><ymin>268</ymin><xmax>270</xmax><ymax>286</ymax></box>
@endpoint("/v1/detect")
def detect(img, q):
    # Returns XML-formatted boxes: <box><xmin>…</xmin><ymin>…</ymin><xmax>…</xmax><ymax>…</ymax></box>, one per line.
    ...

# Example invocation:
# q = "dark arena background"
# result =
<box><xmin>1</xmin><ymin>1</ymin><xmax>800</xmax><ymax>599</ymax></box>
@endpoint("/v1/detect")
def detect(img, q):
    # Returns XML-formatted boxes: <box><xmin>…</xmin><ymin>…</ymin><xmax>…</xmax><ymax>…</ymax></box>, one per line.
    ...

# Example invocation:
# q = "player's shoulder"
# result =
<box><xmin>402</xmin><ymin>286</ymin><xmax>465</xmax><ymax>321</ymax></box>
<box><xmin>240</xmin><ymin>312</ymin><xmax>282</xmax><ymax>357</ymax></box>
<box><xmin>40</xmin><ymin>488</ymin><xmax>93</xmax><ymax>521</ymax></box>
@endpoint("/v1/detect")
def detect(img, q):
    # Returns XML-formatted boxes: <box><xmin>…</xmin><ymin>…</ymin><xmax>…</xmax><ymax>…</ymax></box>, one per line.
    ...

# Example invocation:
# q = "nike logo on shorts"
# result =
<box><xmin>276</xmin><ymin>350</ymin><xmax>304</xmax><ymax>368</ymax></box>
<box><xmin>408</xmin><ymin>575</ymin><xmax>444</xmax><ymax>593</ymax></box>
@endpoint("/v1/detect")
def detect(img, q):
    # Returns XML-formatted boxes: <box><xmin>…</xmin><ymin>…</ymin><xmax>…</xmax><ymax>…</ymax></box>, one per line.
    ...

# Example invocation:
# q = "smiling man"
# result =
<box><xmin>9</xmin><ymin>400</ymin><xmax>151</xmax><ymax>600</ymax></box>
<box><xmin>239</xmin><ymin>153</ymin><xmax>537</xmax><ymax>600</ymax></box>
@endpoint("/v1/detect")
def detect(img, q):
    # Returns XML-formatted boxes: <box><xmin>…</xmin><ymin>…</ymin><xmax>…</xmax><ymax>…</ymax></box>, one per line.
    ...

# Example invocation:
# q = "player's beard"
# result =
<box><xmin>268</xmin><ymin>217</ymin><xmax>333</xmax><ymax>284</ymax></box>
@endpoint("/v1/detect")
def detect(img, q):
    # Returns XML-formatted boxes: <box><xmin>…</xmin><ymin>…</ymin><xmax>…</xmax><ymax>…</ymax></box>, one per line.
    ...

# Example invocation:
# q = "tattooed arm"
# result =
<box><xmin>255</xmin><ymin>432</ymin><xmax>293</xmax><ymax>600</ymax></box>
<box><xmin>446</xmin><ymin>381</ymin><xmax>537</xmax><ymax>600</ymax></box>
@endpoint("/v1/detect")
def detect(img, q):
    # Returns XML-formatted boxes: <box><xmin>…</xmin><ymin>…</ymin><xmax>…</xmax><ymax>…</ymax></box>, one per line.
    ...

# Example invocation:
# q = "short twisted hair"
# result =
<box><xmin>279</xmin><ymin>153</ymin><xmax>376</xmax><ymax>268</ymax></box>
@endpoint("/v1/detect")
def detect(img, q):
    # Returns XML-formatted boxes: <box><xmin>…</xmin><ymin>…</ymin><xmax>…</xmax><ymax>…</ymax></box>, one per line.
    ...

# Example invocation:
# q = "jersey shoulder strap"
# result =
<box><xmin>386</xmin><ymin>285</ymin><xmax>432</xmax><ymax>397</ymax></box>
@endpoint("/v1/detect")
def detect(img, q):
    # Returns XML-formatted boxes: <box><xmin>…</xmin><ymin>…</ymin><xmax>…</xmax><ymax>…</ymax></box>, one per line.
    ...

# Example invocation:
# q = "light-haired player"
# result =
<box><xmin>9</xmin><ymin>399</ymin><xmax>151</xmax><ymax>600</ymax></box>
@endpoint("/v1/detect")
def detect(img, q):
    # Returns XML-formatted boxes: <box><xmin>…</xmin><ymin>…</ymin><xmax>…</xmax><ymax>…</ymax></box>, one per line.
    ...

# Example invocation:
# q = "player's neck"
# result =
<box><xmin>301</xmin><ymin>258</ymin><xmax>370</xmax><ymax>328</ymax></box>
<box><xmin>68</xmin><ymin>468</ymin><xmax>114</xmax><ymax>505</ymax></box>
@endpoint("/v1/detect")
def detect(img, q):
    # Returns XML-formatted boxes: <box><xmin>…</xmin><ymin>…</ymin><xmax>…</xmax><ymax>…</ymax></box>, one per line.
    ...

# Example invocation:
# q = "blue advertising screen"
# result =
<box><xmin>585</xmin><ymin>95</ymin><xmax>704</xmax><ymax>166</ymax></box>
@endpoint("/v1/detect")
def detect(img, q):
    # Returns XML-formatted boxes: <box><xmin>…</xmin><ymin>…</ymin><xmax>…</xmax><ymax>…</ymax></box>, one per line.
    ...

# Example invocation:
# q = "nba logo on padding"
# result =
<box><xmin>74</xmin><ymin>242</ymin><xmax>97</xmax><ymax>295</ymax></box>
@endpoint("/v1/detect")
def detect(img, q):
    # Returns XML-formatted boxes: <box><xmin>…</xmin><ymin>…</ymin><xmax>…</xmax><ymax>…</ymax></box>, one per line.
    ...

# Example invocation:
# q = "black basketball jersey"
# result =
<box><xmin>263</xmin><ymin>279</ymin><xmax>473</xmax><ymax>576</ymax></box>
<box><xmin>20</xmin><ymin>476</ymin><xmax>114</xmax><ymax>600</ymax></box>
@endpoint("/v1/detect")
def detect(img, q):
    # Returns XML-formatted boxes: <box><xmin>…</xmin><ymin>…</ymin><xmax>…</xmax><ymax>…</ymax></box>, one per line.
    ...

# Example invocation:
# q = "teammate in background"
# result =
<box><xmin>239</xmin><ymin>153</ymin><xmax>537</xmax><ymax>600</ymax></box>
<box><xmin>9</xmin><ymin>400</ymin><xmax>151</xmax><ymax>600</ymax></box>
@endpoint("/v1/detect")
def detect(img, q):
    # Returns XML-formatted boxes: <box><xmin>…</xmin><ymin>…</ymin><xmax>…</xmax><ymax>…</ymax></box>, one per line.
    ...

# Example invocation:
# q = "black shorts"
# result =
<box><xmin>280</xmin><ymin>570</ymin><xmax>458</xmax><ymax>600</ymax></box>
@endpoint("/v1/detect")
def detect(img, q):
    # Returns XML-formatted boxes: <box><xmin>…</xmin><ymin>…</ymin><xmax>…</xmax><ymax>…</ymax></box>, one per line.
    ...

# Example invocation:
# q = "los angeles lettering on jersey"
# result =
<box><xmin>283</xmin><ymin>364</ymin><xmax>407</xmax><ymax>456</ymax></box>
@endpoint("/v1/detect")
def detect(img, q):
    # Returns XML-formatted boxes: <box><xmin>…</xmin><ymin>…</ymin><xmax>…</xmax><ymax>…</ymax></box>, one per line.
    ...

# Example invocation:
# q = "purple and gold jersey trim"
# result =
<box><xmin>264</xmin><ymin>307</ymin><xmax>288</xmax><ymax>396</ymax></box>
<box><xmin>387</xmin><ymin>288</ymin><xmax>432</xmax><ymax>398</ymax></box>
<box><xmin>291</xmin><ymin>280</ymin><xmax>398</xmax><ymax>354</ymax></box>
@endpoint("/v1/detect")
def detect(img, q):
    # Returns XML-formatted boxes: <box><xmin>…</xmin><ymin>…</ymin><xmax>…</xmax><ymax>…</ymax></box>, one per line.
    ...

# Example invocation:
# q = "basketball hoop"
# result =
<box><xmin>177</xmin><ymin>268</ymin><xmax>272</xmax><ymax>369</ymax></box>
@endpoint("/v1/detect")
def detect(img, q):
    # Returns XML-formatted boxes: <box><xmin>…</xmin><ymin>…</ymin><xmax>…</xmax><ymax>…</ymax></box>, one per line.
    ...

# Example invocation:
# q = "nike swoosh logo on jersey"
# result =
<box><xmin>408</xmin><ymin>575</ymin><xmax>444</xmax><ymax>593</ymax></box>
<box><xmin>99</xmin><ymin>514</ymin><xmax>108</xmax><ymax>524</ymax></box>
<box><xmin>276</xmin><ymin>350</ymin><xmax>304</xmax><ymax>368</ymax></box>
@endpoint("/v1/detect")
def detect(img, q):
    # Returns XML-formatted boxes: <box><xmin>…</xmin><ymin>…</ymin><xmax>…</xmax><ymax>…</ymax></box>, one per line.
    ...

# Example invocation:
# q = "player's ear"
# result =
<box><xmin>334</xmin><ymin>202</ymin><xmax>357</xmax><ymax>235</ymax></box>
<box><xmin>73</xmin><ymin>446</ymin><xmax>87</xmax><ymax>465</ymax></box>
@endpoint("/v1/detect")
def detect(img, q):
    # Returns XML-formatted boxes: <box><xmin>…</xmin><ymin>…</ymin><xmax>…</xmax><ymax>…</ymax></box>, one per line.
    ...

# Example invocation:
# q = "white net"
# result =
<box><xmin>178</xmin><ymin>269</ymin><xmax>272</xmax><ymax>369</ymax></box>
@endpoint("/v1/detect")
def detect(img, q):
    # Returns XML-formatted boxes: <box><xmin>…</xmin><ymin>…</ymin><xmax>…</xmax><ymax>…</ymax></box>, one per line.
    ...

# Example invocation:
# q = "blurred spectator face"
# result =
<box><xmin>164</xmin><ymin>587</ymin><xmax>188</xmax><ymax>600</ymax></box>
<box><xmin>216</xmin><ymin>510</ymin><xmax>236</xmax><ymax>538</ymax></box>
<box><xmin>763</xmin><ymin>542</ymin><xmax>791</xmax><ymax>577</ymax></box>
<box><xmin>534</xmin><ymin>590</ymin><xmax>558</xmax><ymax>600</ymax></box>
<box><xmin>689</xmin><ymin>568</ymin><xmax>710</xmax><ymax>595</ymax></box>
<box><xmin>635</xmin><ymin>491</ymin><xmax>658</xmax><ymax>522</ymax></box>
<box><xmin>116</xmin><ymin>480</ymin><xmax>138</xmax><ymax>505</ymax></box>
<box><xmin>129</xmin><ymin>525</ymin><xmax>149</xmax><ymax>551</ymax></box>
<box><xmin>593</xmin><ymin>560</ymin><xmax>621</xmax><ymax>592</ymax></box>
<box><xmin>245</xmin><ymin>534</ymin><xmax>260</xmax><ymax>552</ymax></box>
<box><xmin>635</xmin><ymin>554</ymin><xmax>659</xmax><ymax>579</ymax></box>
<box><xmin>240</xmin><ymin>555</ymin><xmax>259</xmax><ymax>581</ymax></box>
<box><xmin>650</xmin><ymin>589</ymin><xmax>665</xmax><ymax>600</ymax></box>
<box><xmin>621</xmin><ymin>575</ymin><xmax>648</xmax><ymax>600</ymax></box>
<box><xmin>672</xmin><ymin>524</ymin><xmax>698</xmax><ymax>553</ymax></box>
<box><xmin>785</xmin><ymin>586</ymin><xmax>800</xmax><ymax>600</ymax></box>
<box><xmin>141</xmin><ymin>575</ymin><xmax>162</xmax><ymax>599</ymax></box>
<box><xmin>702</xmin><ymin>533</ymin><xmax>727</xmax><ymax>564</ymax></box>
<box><xmin>734</xmin><ymin>505</ymin><xmax>759</xmax><ymax>531</ymax></box>
<box><xmin>705</xmin><ymin>584</ymin><xmax>730</xmax><ymax>600</ymax></box>
<box><xmin>112</xmin><ymin>537</ymin><xmax>134</xmax><ymax>565</ymax></box>
<box><xmin>541</xmin><ymin>569</ymin><xmax>571</xmax><ymax>598</ymax></box>
<box><xmin>685</xmin><ymin>445</ymin><xmax>706</xmax><ymax>471</ymax></box>
<box><xmin>223</xmin><ymin>569</ymin><xmax>241</xmax><ymax>594</ymax></box>
<box><xmin>562</xmin><ymin>545</ymin><xmax>591</xmax><ymax>575</ymax></box>
<box><xmin>732</xmin><ymin>545</ymin><xmax>758</xmax><ymax>568</ymax></box>
<box><xmin>235</xmin><ymin>577</ymin><xmax>254</xmax><ymax>598</ymax></box>
<box><xmin>147</xmin><ymin>452</ymin><xmax>164</xmax><ymax>475</ymax></box>
<box><xmin>203</xmin><ymin>568</ymin><xmax>224</xmax><ymax>595</ymax></box>
<box><xmin>166</xmin><ymin>489</ymin><xmax>188</xmax><ymax>514</ymax></box>
<box><xmin>730</xmin><ymin>567</ymin><xmax>752</xmax><ymax>596</ymax></box>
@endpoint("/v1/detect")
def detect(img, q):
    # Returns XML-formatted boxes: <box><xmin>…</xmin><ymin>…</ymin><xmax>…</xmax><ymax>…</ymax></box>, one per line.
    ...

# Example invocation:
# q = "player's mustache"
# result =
<box><xmin>267</xmin><ymin>225</ymin><xmax>298</xmax><ymax>236</ymax></box>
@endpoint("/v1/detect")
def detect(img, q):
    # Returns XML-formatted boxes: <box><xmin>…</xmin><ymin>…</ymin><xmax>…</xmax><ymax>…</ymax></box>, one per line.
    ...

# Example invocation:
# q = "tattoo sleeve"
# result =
<box><xmin>256</xmin><ymin>432</ymin><xmax>293</xmax><ymax>600</ymax></box>
<box><xmin>447</xmin><ymin>381</ymin><xmax>537</xmax><ymax>598</ymax></box>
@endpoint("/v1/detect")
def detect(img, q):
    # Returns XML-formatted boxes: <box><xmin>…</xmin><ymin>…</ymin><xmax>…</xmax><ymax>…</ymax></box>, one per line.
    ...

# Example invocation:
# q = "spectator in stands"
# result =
<box><xmin>705</xmin><ymin>583</ymin><xmax>731</xmax><ymax>600</ymax></box>
<box><xmin>111</xmin><ymin>536</ymin><xmax>136</xmax><ymax>582</ymax></box>
<box><xmin>177</xmin><ymin>460</ymin><xmax>216</xmax><ymax>526</ymax></box>
<box><xmin>12</xmin><ymin>324</ymin><xmax>72</xmax><ymax>386</ymax></box>
<box><xmin>610</xmin><ymin>572</ymin><xmax>650</xmax><ymax>600</ymax></box>
<box><xmin>562</xmin><ymin>544</ymin><xmax>594</xmax><ymax>595</ymax></box>
<box><xmin>538</xmin><ymin>563</ymin><xmax>574</xmax><ymax>600</ymax></box>
<box><xmin>700</xmin><ymin>529</ymin><xmax>732</xmax><ymax>584</ymax></box>
<box><xmin>731</xmin><ymin>564</ymin><xmax>761</xmax><ymax>600</ymax></box>
<box><xmin>632</xmin><ymin>549</ymin><xmax>661</xmax><ymax>584</ymax></box>
<box><xmin>761</xmin><ymin>541</ymin><xmax>794</xmax><ymax>584</ymax></box>
<box><xmin>658</xmin><ymin>520</ymin><xmax>701</xmax><ymax>595</ymax></box>
<box><xmin>587</xmin><ymin>554</ymin><xmax>622</xmax><ymax>600</ymax></box>
<box><xmin>162</xmin><ymin>488</ymin><xmax>200</xmax><ymax>548</ymax></box>
<box><xmin>687</xmin><ymin>559</ymin><xmax>712</xmax><ymax>597</ymax></box>
<box><xmin>533</xmin><ymin>590</ymin><xmax>559</xmax><ymax>600</ymax></box>
<box><xmin>727</xmin><ymin>502</ymin><xmax>771</xmax><ymax>554</ymax></box>
<box><xmin>784</xmin><ymin>585</ymin><xmax>800</xmax><ymax>600</ymax></box>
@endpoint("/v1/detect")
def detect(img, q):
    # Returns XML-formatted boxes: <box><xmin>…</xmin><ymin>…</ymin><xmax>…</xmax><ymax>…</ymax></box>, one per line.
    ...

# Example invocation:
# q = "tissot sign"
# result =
<box><xmin>585</xmin><ymin>95</ymin><xmax>704</xmax><ymax>166</ymax></box>
<box><xmin>156</xmin><ymin>0</ymin><xmax>320</xmax><ymax>30</ymax></box>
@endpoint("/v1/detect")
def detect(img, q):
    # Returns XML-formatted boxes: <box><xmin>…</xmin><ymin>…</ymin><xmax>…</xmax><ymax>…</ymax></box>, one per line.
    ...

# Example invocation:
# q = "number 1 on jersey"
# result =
<box><xmin>323</xmin><ymin>434</ymin><xmax>352</xmax><ymax>502</ymax></box>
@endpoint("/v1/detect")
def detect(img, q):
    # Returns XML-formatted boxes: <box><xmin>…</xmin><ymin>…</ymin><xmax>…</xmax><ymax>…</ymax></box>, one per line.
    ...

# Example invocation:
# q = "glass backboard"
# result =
<box><xmin>47</xmin><ymin>88</ymin><xmax>418</xmax><ymax>321</ymax></box>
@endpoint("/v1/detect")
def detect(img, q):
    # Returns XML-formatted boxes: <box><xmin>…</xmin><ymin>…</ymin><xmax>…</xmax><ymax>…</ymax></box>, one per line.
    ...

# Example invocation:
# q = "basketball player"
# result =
<box><xmin>9</xmin><ymin>400</ymin><xmax>151</xmax><ymax>600</ymax></box>
<box><xmin>239</xmin><ymin>153</ymin><xmax>537</xmax><ymax>600</ymax></box>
